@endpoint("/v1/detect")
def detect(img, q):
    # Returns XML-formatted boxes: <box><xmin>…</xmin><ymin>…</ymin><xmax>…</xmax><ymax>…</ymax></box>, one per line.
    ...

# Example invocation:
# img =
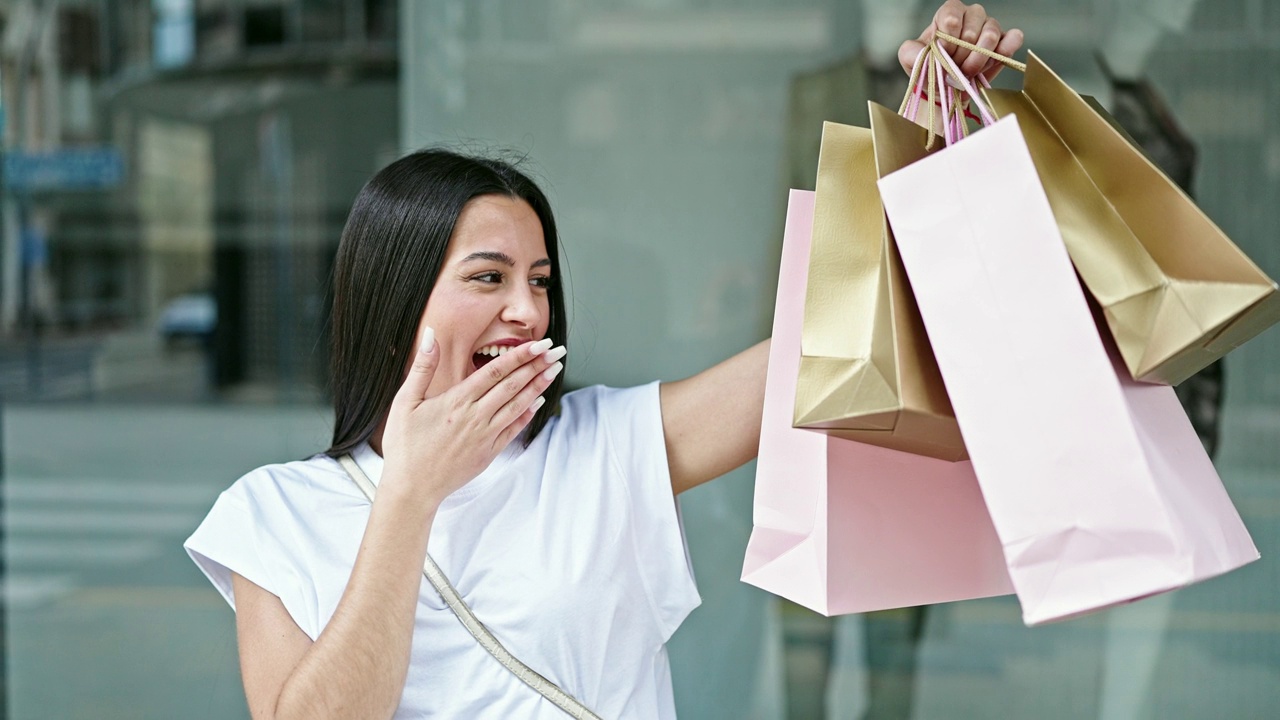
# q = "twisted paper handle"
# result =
<box><xmin>934</xmin><ymin>31</ymin><xmax>1026</xmax><ymax>73</ymax></box>
<box><xmin>899</xmin><ymin>31</ymin><xmax>1025</xmax><ymax>148</ymax></box>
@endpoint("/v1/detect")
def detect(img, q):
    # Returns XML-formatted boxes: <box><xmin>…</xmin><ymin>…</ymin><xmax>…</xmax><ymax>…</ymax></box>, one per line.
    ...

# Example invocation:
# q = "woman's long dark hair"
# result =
<box><xmin>325</xmin><ymin>149</ymin><xmax>567</xmax><ymax>458</ymax></box>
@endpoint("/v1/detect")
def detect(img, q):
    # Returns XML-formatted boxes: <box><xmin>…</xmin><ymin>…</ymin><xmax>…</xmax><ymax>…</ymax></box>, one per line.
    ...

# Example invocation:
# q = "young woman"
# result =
<box><xmin>186</xmin><ymin>4</ymin><xmax>1022</xmax><ymax>718</ymax></box>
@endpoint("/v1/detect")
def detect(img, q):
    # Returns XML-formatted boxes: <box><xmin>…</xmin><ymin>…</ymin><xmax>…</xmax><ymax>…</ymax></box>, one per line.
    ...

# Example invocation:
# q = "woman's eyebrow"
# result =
<box><xmin>461</xmin><ymin>251</ymin><xmax>515</xmax><ymax>266</ymax></box>
<box><xmin>461</xmin><ymin>251</ymin><xmax>552</xmax><ymax>270</ymax></box>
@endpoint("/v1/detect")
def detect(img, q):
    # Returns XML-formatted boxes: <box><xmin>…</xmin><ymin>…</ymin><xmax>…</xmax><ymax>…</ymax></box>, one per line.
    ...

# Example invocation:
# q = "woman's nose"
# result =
<box><xmin>501</xmin><ymin>285</ymin><xmax>542</xmax><ymax>327</ymax></box>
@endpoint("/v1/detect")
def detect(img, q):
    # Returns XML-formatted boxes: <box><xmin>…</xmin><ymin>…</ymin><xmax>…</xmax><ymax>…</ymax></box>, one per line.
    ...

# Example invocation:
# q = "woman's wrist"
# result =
<box><xmin>375</xmin><ymin>463</ymin><xmax>451</xmax><ymax>519</ymax></box>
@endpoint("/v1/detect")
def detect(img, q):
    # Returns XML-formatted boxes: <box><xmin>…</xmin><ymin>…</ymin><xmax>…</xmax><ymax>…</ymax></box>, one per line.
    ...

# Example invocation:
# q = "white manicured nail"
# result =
<box><xmin>530</xmin><ymin>396</ymin><xmax>546</xmax><ymax>413</ymax></box>
<box><xmin>542</xmin><ymin>362</ymin><xmax>563</xmax><ymax>381</ymax></box>
<box><xmin>530</xmin><ymin>338</ymin><xmax>554</xmax><ymax>354</ymax></box>
<box><xmin>419</xmin><ymin>327</ymin><xmax>435</xmax><ymax>354</ymax></box>
<box><xmin>543</xmin><ymin>346</ymin><xmax>567</xmax><ymax>363</ymax></box>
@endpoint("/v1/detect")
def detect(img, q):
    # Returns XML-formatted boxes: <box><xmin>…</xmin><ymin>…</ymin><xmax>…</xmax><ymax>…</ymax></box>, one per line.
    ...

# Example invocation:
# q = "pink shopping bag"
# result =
<box><xmin>740</xmin><ymin>189</ymin><xmax>1013</xmax><ymax>615</ymax></box>
<box><xmin>877</xmin><ymin>115</ymin><xmax>1260</xmax><ymax>625</ymax></box>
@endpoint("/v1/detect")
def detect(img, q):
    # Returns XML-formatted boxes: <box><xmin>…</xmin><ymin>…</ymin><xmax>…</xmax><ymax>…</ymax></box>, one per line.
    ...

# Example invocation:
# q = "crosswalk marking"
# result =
<box><xmin>3</xmin><ymin>477</ymin><xmax>217</xmax><ymax>608</ymax></box>
<box><xmin>7</xmin><ymin>538</ymin><xmax>165</xmax><ymax>564</ymax></box>
<box><xmin>7</xmin><ymin>509</ymin><xmax>205</xmax><ymax>533</ymax></box>
<box><xmin>6</xmin><ymin>480</ymin><xmax>224</xmax><ymax>505</ymax></box>
<box><xmin>2</xmin><ymin>573</ymin><xmax>77</xmax><ymax>607</ymax></box>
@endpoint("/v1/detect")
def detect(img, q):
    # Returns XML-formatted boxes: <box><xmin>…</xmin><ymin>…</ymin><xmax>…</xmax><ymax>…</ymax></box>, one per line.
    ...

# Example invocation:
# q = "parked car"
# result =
<box><xmin>158</xmin><ymin>293</ymin><xmax>216</xmax><ymax>347</ymax></box>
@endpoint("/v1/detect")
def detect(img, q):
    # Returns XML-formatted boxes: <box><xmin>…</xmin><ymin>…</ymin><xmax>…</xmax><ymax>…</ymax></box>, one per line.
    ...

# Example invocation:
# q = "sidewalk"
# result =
<box><xmin>4</xmin><ymin>404</ymin><xmax>1278</xmax><ymax>719</ymax></box>
<box><xmin>3</xmin><ymin>404</ymin><xmax>331</xmax><ymax>720</ymax></box>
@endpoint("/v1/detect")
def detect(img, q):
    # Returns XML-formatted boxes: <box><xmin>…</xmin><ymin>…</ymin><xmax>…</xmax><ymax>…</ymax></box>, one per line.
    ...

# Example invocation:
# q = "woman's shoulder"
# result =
<box><xmin>223</xmin><ymin>452</ymin><xmax>358</xmax><ymax>508</ymax></box>
<box><xmin>546</xmin><ymin>382</ymin><xmax>664</xmax><ymax>448</ymax></box>
<box><xmin>186</xmin><ymin>451</ymin><xmax>364</xmax><ymax>624</ymax></box>
<box><xmin>558</xmin><ymin>381</ymin><xmax>660</xmax><ymax>419</ymax></box>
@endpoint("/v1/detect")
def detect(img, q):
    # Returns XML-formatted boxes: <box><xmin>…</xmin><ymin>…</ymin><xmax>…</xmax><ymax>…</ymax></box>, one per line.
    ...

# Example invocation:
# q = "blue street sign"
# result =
<box><xmin>4</xmin><ymin>147</ymin><xmax>125</xmax><ymax>192</ymax></box>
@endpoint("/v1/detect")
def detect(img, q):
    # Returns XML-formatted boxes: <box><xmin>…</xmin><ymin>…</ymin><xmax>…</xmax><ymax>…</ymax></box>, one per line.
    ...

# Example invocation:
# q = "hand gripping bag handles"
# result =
<box><xmin>876</xmin><ymin>37</ymin><xmax>1260</xmax><ymax>624</ymax></box>
<box><xmin>792</xmin><ymin>51</ymin><xmax>970</xmax><ymax>461</ymax></box>
<box><xmin>337</xmin><ymin>455</ymin><xmax>602</xmax><ymax>720</ymax></box>
<box><xmin>741</xmin><ymin>189</ymin><xmax>1014</xmax><ymax>616</ymax></box>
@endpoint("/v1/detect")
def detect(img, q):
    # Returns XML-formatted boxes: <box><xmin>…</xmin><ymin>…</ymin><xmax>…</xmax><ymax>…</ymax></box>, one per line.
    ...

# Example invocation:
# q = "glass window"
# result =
<box><xmin>2</xmin><ymin>1</ymin><xmax>1276</xmax><ymax>718</ymax></box>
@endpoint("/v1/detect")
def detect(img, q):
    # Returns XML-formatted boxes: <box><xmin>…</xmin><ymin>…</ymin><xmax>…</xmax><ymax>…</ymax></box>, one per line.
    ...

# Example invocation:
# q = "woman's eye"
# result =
<box><xmin>531</xmin><ymin>276</ymin><xmax>553</xmax><ymax>289</ymax></box>
<box><xmin>472</xmin><ymin>272</ymin><xmax>503</xmax><ymax>284</ymax></box>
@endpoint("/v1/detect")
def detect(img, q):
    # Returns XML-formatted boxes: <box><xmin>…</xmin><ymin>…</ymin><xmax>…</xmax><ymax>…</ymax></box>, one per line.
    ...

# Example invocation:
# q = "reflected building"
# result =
<box><xmin>1</xmin><ymin>0</ymin><xmax>399</xmax><ymax>399</ymax></box>
<box><xmin>2</xmin><ymin>3</ymin><xmax>1279</xmax><ymax>720</ymax></box>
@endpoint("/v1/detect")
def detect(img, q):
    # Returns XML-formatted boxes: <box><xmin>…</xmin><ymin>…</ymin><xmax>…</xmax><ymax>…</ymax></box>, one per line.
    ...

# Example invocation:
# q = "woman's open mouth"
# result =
<box><xmin>472</xmin><ymin>344</ymin><xmax>511</xmax><ymax>370</ymax></box>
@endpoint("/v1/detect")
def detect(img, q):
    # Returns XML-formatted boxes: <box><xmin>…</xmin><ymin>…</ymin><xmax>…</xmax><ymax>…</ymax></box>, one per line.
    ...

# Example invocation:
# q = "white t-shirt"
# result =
<box><xmin>184</xmin><ymin>382</ymin><xmax>701</xmax><ymax>719</ymax></box>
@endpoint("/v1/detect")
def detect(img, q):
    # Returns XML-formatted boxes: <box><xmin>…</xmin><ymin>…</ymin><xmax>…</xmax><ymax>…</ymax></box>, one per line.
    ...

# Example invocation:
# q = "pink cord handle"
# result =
<box><xmin>898</xmin><ymin>39</ymin><xmax>1000</xmax><ymax>148</ymax></box>
<box><xmin>932</xmin><ymin>40</ymin><xmax>995</xmax><ymax>126</ymax></box>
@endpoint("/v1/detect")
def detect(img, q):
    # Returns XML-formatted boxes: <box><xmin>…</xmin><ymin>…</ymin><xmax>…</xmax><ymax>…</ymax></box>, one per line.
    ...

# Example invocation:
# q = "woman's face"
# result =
<box><xmin>413</xmin><ymin>195</ymin><xmax>553</xmax><ymax>398</ymax></box>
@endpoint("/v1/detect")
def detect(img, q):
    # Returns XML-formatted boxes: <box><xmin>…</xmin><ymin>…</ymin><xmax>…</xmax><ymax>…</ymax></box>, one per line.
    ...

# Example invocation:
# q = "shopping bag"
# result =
<box><xmin>741</xmin><ymin>189</ymin><xmax>1013</xmax><ymax>615</ymax></box>
<box><xmin>793</xmin><ymin>113</ymin><xmax>967</xmax><ymax>460</ymax></box>
<box><xmin>878</xmin><ymin>115</ymin><xmax>1260</xmax><ymax>625</ymax></box>
<box><xmin>982</xmin><ymin>52</ymin><xmax>1280</xmax><ymax>385</ymax></box>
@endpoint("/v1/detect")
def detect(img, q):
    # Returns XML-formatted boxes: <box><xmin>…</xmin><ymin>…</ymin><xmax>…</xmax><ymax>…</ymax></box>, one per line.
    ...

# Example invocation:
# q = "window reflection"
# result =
<box><xmin>1</xmin><ymin>1</ymin><xmax>1278</xmax><ymax>719</ymax></box>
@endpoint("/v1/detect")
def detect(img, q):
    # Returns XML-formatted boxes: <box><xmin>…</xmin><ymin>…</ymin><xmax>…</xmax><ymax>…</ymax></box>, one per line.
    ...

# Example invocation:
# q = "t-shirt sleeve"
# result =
<box><xmin>598</xmin><ymin>381</ymin><xmax>702</xmax><ymax>641</ymax></box>
<box><xmin>183</xmin><ymin>471</ymin><xmax>320</xmax><ymax>639</ymax></box>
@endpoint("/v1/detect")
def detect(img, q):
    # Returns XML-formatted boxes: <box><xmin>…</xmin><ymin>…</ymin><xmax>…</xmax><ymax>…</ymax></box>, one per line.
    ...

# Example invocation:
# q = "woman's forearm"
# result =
<box><xmin>661</xmin><ymin>338</ymin><xmax>770</xmax><ymax>494</ymax></box>
<box><xmin>271</xmin><ymin>481</ymin><xmax>435</xmax><ymax>720</ymax></box>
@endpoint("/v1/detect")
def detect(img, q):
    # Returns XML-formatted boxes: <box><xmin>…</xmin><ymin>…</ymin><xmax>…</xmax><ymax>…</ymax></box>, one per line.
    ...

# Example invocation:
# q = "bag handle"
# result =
<box><xmin>899</xmin><ymin>31</ymin><xmax>1025</xmax><ymax>148</ymax></box>
<box><xmin>336</xmin><ymin>455</ymin><xmax>603</xmax><ymax>720</ymax></box>
<box><xmin>900</xmin><ymin>43</ymin><xmax>991</xmax><ymax>148</ymax></box>
<box><xmin>934</xmin><ymin>30</ymin><xmax>1026</xmax><ymax>74</ymax></box>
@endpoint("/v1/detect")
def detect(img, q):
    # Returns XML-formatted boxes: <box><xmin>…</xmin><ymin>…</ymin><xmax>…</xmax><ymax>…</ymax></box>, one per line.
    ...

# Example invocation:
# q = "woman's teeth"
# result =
<box><xmin>476</xmin><ymin>345</ymin><xmax>510</xmax><ymax>357</ymax></box>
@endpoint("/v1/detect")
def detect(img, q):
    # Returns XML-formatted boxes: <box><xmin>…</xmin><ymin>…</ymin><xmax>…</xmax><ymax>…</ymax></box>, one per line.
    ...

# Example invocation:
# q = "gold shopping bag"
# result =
<box><xmin>984</xmin><ymin>53</ymin><xmax>1280</xmax><ymax>385</ymax></box>
<box><xmin>793</xmin><ymin>106</ymin><xmax>966</xmax><ymax>461</ymax></box>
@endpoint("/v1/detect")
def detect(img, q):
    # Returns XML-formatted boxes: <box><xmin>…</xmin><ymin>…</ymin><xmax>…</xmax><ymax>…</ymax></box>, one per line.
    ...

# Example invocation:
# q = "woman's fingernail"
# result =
<box><xmin>530</xmin><ymin>396</ymin><xmax>546</xmax><ymax>413</ymax></box>
<box><xmin>419</xmin><ymin>327</ymin><xmax>435</xmax><ymax>354</ymax></box>
<box><xmin>530</xmin><ymin>338</ymin><xmax>554</xmax><ymax>354</ymax></box>
<box><xmin>542</xmin><ymin>362</ymin><xmax>563</xmax><ymax>381</ymax></box>
<box><xmin>543</xmin><ymin>346</ymin><xmax>567</xmax><ymax>363</ymax></box>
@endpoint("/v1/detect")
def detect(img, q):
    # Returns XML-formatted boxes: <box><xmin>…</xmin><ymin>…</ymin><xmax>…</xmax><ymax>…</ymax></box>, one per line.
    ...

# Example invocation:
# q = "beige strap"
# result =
<box><xmin>933</xmin><ymin>30</ymin><xmax>1026</xmax><ymax>73</ymax></box>
<box><xmin>898</xmin><ymin>46</ymin><xmax>928</xmax><ymax>116</ymax></box>
<box><xmin>336</xmin><ymin>455</ymin><xmax>603</xmax><ymax>720</ymax></box>
<box><xmin>898</xmin><ymin>30</ymin><xmax>1023</xmax><ymax>118</ymax></box>
<box><xmin>898</xmin><ymin>30</ymin><xmax>1024</xmax><ymax>148</ymax></box>
<box><xmin>899</xmin><ymin>44</ymin><xmax>955</xmax><ymax>150</ymax></box>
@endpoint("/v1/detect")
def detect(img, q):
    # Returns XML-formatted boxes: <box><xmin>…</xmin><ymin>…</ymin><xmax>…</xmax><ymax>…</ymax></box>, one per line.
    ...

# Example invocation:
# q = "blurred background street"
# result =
<box><xmin>4</xmin><ymin>0</ymin><xmax>1280</xmax><ymax>718</ymax></box>
<box><xmin>4</xmin><ymin>400</ymin><xmax>1280</xmax><ymax>719</ymax></box>
<box><xmin>3</xmin><ymin>402</ymin><xmax>330</xmax><ymax>720</ymax></box>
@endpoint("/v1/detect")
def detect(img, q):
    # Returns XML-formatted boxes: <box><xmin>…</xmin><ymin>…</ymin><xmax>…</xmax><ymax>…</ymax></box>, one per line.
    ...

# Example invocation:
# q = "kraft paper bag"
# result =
<box><xmin>878</xmin><ymin>115</ymin><xmax>1260</xmax><ymax>625</ymax></box>
<box><xmin>984</xmin><ymin>52</ymin><xmax>1280</xmax><ymax>385</ymax></box>
<box><xmin>741</xmin><ymin>189</ymin><xmax>1013</xmax><ymax>616</ymax></box>
<box><xmin>793</xmin><ymin>108</ymin><xmax>966</xmax><ymax>461</ymax></box>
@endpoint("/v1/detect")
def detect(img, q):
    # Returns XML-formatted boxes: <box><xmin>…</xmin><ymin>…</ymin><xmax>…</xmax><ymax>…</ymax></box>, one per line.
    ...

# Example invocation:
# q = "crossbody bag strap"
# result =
<box><xmin>336</xmin><ymin>454</ymin><xmax>602</xmax><ymax>720</ymax></box>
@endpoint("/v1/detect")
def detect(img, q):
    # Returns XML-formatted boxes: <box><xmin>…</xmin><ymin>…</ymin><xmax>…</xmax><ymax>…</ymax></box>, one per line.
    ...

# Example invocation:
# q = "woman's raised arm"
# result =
<box><xmin>659</xmin><ymin>3</ymin><xmax>1022</xmax><ymax>495</ymax></box>
<box><xmin>660</xmin><ymin>339</ymin><xmax>770</xmax><ymax>494</ymax></box>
